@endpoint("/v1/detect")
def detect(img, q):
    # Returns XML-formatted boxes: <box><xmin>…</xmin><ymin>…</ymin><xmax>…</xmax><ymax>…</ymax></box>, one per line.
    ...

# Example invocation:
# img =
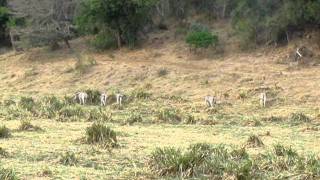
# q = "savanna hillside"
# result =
<box><xmin>0</xmin><ymin>0</ymin><xmax>320</xmax><ymax>179</ymax></box>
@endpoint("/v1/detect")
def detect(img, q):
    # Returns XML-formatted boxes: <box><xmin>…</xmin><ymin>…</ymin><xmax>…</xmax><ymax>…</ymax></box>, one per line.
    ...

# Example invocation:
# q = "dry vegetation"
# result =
<box><xmin>0</xmin><ymin>31</ymin><xmax>320</xmax><ymax>179</ymax></box>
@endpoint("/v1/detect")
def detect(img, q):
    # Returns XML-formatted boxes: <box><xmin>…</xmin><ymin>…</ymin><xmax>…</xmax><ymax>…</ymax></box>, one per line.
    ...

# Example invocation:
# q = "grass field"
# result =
<box><xmin>0</xmin><ymin>37</ymin><xmax>320</xmax><ymax>179</ymax></box>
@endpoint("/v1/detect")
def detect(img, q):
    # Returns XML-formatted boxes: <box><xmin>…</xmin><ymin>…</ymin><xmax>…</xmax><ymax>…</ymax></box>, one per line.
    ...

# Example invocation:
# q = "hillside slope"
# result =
<box><xmin>1</xmin><ymin>32</ymin><xmax>320</xmax><ymax>119</ymax></box>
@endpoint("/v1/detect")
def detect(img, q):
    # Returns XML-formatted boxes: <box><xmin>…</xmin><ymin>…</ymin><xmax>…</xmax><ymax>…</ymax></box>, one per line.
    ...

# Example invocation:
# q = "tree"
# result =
<box><xmin>76</xmin><ymin>0</ymin><xmax>156</xmax><ymax>48</ymax></box>
<box><xmin>0</xmin><ymin>0</ymin><xmax>9</xmax><ymax>47</ymax></box>
<box><xmin>8</xmin><ymin>0</ymin><xmax>77</xmax><ymax>50</ymax></box>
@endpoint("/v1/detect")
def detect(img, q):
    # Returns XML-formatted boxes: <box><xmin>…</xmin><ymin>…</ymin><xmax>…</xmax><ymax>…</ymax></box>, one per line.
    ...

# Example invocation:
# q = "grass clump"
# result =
<box><xmin>0</xmin><ymin>126</ymin><xmax>11</xmax><ymax>139</ymax></box>
<box><xmin>74</xmin><ymin>55</ymin><xmax>97</xmax><ymax>75</ymax></box>
<box><xmin>85</xmin><ymin>123</ymin><xmax>117</xmax><ymax>147</ymax></box>
<box><xmin>149</xmin><ymin>143</ymin><xmax>320</xmax><ymax>179</ymax></box>
<box><xmin>246</xmin><ymin>135</ymin><xmax>264</xmax><ymax>148</ymax></box>
<box><xmin>131</xmin><ymin>88</ymin><xmax>151</xmax><ymax>100</ymax></box>
<box><xmin>0</xmin><ymin>147</ymin><xmax>9</xmax><ymax>158</ymax></box>
<box><xmin>289</xmin><ymin>112</ymin><xmax>311</xmax><ymax>125</ymax></box>
<box><xmin>125</xmin><ymin>112</ymin><xmax>143</xmax><ymax>125</ymax></box>
<box><xmin>149</xmin><ymin>143</ymin><xmax>254</xmax><ymax>179</ymax></box>
<box><xmin>18</xmin><ymin>96</ymin><xmax>36</xmax><ymax>112</ymax></box>
<box><xmin>58</xmin><ymin>105</ymin><xmax>86</xmax><ymax>122</ymax></box>
<box><xmin>38</xmin><ymin>96</ymin><xmax>64</xmax><ymax>118</ymax></box>
<box><xmin>18</xmin><ymin>120</ymin><xmax>42</xmax><ymax>132</ymax></box>
<box><xmin>0</xmin><ymin>167</ymin><xmax>17</xmax><ymax>180</ymax></box>
<box><xmin>87</xmin><ymin>108</ymin><xmax>112</xmax><ymax>122</ymax></box>
<box><xmin>59</xmin><ymin>151</ymin><xmax>78</xmax><ymax>166</ymax></box>
<box><xmin>85</xmin><ymin>89</ymin><xmax>101</xmax><ymax>105</ymax></box>
<box><xmin>157</xmin><ymin>68</ymin><xmax>169</xmax><ymax>77</ymax></box>
<box><xmin>156</xmin><ymin>108</ymin><xmax>182</xmax><ymax>124</ymax></box>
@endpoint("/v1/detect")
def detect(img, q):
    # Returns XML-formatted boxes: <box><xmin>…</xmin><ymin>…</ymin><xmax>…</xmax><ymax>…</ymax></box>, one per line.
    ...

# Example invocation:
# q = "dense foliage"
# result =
<box><xmin>76</xmin><ymin>0</ymin><xmax>156</xmax><ymax>48</ymax></box>
<box><xmin>0</xmin><ymin>0</ymin><xmax>9</xmax><ymax>46</ymax></box>
<box><xmin>231</xmin><ymin>0</ymin><xmax>320</xmax><ymax>47</ymax></box>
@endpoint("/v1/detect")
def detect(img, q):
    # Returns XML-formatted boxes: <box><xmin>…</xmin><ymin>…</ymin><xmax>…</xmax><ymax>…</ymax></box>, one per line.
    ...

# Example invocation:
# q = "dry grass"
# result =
<box><xmin>0</xmin><ymin>33</ymin><xmax>320</xmax><ymax>179</ymax></box>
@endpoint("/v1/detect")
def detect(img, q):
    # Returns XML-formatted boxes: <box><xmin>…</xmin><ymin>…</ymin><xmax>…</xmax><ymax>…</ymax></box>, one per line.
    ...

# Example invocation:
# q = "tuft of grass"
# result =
<box><xmin>0</xmin><ymin>126</ymin><xmax>11</xmax><ymax>139</ymax></box>
<box><xmin>0</xmin><ymin>167</ymin><xmax>17</xmax><ymax>180</ymax></box>
<box><xmin>59</xmin><ymin>151</ymin><xmax>78</xmax><ymax>166</ymax></box>
<box><xmin>74</xmin><ymin>55</ymin><xmax>97</xmax><ymax>75</ymax></box>
<box><xmin>289</xmin><ymin>112</ymin><xmax>311</xmax><ymax>125</ymax></box>
<box><xmin>184</xmin><ymin>114</ymin><xmax>197</xmax><ymax>124</ymax></box>
<box><xmin>157</xmin><ymin>68</ymin><xmax>169</xmax><ymax>77</ymax></box>
<box><xmin>85</xmin><ymin>89</ymin><xmax>101</xmax><ymax>105</ymax></box>
<box><xmin>18</xmin><ymin>96</ymin><xmax>36</xmax><ymax>112</ymax></box>
<box><xmin>87</xmin><ymin>108</ymin><xmax>112</xmax><ymax>122</ymax></box>
<box><xmin>156</xmin><ymin>108</ymin><xmax>182</xmax><ymax>124</ymax></box>
<box><xmin>149</xmin><ymin>143</ymin><xmax>320</xmax><ymax>179</ymax></box>
<box><xmin>131</xmin><ymin>88</ymin><xmax>151</xmax><ymax>100</ymax></box>
<box><xmin>262</xmin><ymin>116</ymin><xmax>285</xmax><ymax>123</ymax></box>
<box><xmin>18</xmin><ymin>120</ymin><xmax>42</xmax><ymax>132</ymax></box>
<box><xmin>38</xmin><ymin>96</ymin><xmax>64</xmax><ymax>118</ymax></box>
<box><xmin>149</xmin><ymin>143</ymin><xmax>254</xmax><ymax>178</ymax></box>
<box><xmin>58</xmin><ymin>105</ymin><xmax>86</xmax><ymax>122</ymax></box>
<box><xmin>0</xmin><ymin>147</ymin><xmax>9</xmax><ymax>158</ymax></box>
<box><xmin>85</xmin><ymin>123</ymin><xmax>117</xmax><ymax>147</ymax></box>
<box><xmin>125</xmin><ymin>112</ymin><xmax>143</xmax><ymax>125</ymax></box>
<box><xmin>246</xmin><ymin>135</ymin><xmax>264</xmax><ymax>148</ymax></box>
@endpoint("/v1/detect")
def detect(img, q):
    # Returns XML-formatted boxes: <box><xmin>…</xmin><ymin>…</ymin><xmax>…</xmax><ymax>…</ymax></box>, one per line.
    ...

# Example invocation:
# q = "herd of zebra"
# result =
<box><xmin>74</xmin><ymin>91</ymin><xmax>268</xmax><ymax>108</ymax></box>
<box><xmin>74</xmin><ymin>92</ymin><xmax>125</xmax><ymax>107</ymax></box>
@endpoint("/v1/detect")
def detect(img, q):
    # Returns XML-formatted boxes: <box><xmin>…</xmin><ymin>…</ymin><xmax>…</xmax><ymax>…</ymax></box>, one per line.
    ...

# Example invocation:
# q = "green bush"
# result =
<box><xmin>186</xmin><ymin>30</ymin><xmax>218</xmax><ymax>49</ymax></box>
<box><xmin>76</xmin><ymin>0</ymin><xmax>155</xmax><ymax>48</ymax></box>
<box><xmin>85</xmin><ymin>123</ymin><xmax>117</xmax><ymax>147</ymax></box>
<box><xmin>85</xmin><ymin>89</ymin><xmax>101</xmax><ymax>105</ymax></box>
<box><xmin>90</xmin><ymin>31</ymin><xmax>117</xmax><ymax>50</ymax></box>
<box><xmin>0</xmin><ymin>125</ymin><xmax>11</xmax><ymax>138</ymax></box>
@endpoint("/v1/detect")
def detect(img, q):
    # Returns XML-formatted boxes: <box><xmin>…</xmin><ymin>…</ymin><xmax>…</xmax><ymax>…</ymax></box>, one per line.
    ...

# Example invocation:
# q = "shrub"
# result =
<box><xmin>59</xmin><ymin>151</ymin><xmax>78</xmax><ymax>166</ymax></box>
<box><xmin>0</xmin><ymin>167</ymin><xmax>17</xmax><ymax>180</ymax></box>
<box><xmin>85</xmin><ymin>123</ymin><xmax>117</xmax><ymax>147</ymax></box>
<box><xmin>85</xmin><ymin>89</ymin><xmax>101</xmax><ymax>105</ymax></box>
<box><xmin>76</xmin><ymin>0</ymin><xmax>155</xmax><ymax>48</ymax></box>
<box><xmin>58</xmin><ymin>105</ymin><xmax>86</xmax><ymax>122</ymax></box>
<box><xmin>18</xmin><ymin>120</ymin><xmax>42</xmax><ymax>131</ymax></box>
<box><xmin>0</xmin><ymin>125</ymin><xmax>11</xmax><ymax>138</ymax></box>
<box><xmin>90</xmin><ymin>31</ymin><xmax>117</xmax><ymax>50</ymax></box>
<box><xmin>186</xmin><ymin>31</ymin><xmax>218</xmax><ymax>49</ymax></box>
<box><xmin>289</xmin><ymin>113</ymin><xmax>311</xmax><ymax>125</ymax></box>
<box><xmin>156</xmin><ymin>108</ymin><xmax>182</xmax><ymax>124</ymax></box>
